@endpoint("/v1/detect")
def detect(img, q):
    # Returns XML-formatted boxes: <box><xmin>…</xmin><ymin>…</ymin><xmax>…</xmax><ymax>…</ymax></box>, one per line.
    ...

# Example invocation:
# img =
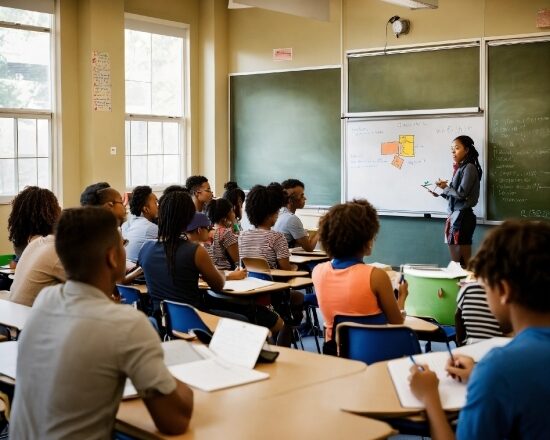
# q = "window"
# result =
<box><xmin>0</xmin><ymin>2</ymin><xmax>54</xmax><ymax>198</ymax></box>
<box><xmin>124</xmin><ymin>15</ymin><xmax>188</xmax><ymax>189</ymax></box>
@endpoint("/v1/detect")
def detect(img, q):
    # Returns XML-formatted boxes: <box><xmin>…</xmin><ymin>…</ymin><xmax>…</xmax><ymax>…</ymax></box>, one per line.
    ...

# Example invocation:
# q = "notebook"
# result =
<box><xmin>387</xmin><ymin>337</ymin><xmax>511</xmax><ymax>410</ymax></box>
<box><xmin>168</xmin><ymin>318</ymin><xmax>270</xmax><ymax>392</ymax></box>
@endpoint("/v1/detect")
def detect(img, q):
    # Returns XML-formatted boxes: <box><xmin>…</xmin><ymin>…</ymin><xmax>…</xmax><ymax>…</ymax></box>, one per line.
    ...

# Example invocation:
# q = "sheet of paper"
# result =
<box><xmin>209</xmin><ymin>318</ymin><xmax>269</xmax><ymax>369</ymax></box>
<box><xmin>223</xmin><ymin>278</ymin><xmax>275</xmax><ymax>292</ymax></box>
<box><xmin>169</xmin><ymin>358</ymin><xmax>268</xmax><ymax>392</ymax></box>
<box><xmin>0</xmin><ymin>341</ymin><xmax>18</xmax><ymax>379</ymax></box>
<box><xmin>388</xmin><ymin>352</ymin><xmax>466</xmax><ymax>410</ymax></box>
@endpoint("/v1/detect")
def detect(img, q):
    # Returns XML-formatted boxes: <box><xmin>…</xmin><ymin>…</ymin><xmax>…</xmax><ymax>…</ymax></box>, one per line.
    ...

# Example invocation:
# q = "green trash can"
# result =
<box><xmin>403</xmin><ymin>267</ymin><xmax>467</xmax><ymax>325</ymax></box>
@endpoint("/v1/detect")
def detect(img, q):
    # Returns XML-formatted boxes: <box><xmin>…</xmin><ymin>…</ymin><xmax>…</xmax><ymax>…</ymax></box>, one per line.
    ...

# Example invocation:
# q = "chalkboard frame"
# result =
<box><xmin>344</xmin><ymin>40</ymin><xmax>481</xmax><ymax>117</ymax></box>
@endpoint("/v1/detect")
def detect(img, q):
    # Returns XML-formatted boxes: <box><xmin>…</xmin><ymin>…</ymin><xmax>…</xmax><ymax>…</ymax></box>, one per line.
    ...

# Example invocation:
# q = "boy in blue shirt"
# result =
<box><xmin>409</xmin><ymin>220</ymin><xmax>550</xmax><ymax>440</ymax></box>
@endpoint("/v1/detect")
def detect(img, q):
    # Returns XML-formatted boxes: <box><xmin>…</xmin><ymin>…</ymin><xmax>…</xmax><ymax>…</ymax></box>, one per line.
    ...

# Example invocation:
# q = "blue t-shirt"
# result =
<box><xmin>138</xmin><ymin>239</ymin><xmax>202</xmax><ymax>309</ymax></box>
<box><xmin>122</xmin><ymin>215</ymin><xmax>158</xmax><ymax>262</ymax></box>
<box><xmin>457</xmin><ymin>327</ymin><xmax>550</xmax><ymax>440</ymax></box>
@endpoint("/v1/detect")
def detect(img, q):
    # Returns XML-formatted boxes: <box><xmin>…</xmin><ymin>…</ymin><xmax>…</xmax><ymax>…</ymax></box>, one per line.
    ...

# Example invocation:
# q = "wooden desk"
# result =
<box><xmin>116</xmin><ymin>348</ymin><xmax>381</xmax><ymax>439</ymax></box>
<box><xmin>403</xmin><ymin>316</ymin><xmax>438</xmax><ymax>333</ymax></box>
<box><xmin>269</xmin><ymin>268</ymin><xmax>309</xmax><ymax>277</ymax></box>
<box><xmin>135</xmin><ymin>281</ymin><xmax>293</xmax><ymax>298</ymax></box>
<box><xmin>289</xmin><ymin>255</ymin><xmax>329</xmax><ymax>265</ymax></box>
<box><xmin>0</xmin><ymin>299</ymin><xmax>31</xmax><ymax>338</ymax></box>
<box><xmin>285</xmin><ymin>277</ymin><xmax>313</xmax><ymax>289</ymax></box>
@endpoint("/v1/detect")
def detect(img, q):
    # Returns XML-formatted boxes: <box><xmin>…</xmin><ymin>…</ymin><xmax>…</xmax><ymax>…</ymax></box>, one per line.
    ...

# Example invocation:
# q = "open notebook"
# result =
<box><xmin>0</xmin><ymin>341</ymin><xmax>18</xmax><ymax>380</ymax></box>
<box><xmin>387</xmin><ymin>337</ymin><xmax>511</xmax><ymax>410</ymax></box>
<box><xmin>124</xmin><ymin>318</ymin><xmax>269</xmax><ymax>396</ymax></box>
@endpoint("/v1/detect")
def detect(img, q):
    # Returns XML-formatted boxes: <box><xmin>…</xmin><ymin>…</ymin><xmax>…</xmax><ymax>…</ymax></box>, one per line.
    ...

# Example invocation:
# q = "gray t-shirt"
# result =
<box><xmin>9</xmin><ymin>280</ymin><xmax>176</xmax><ymax>440</ymax></box>
<box><xmin>273</xmin><ymin>207</ymin><xmax>308</xmax><ymax>248</ymax></box>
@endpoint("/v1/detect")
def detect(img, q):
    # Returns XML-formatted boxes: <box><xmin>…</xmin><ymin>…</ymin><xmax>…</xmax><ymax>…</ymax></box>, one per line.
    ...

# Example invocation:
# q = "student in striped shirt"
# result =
<box><xmin>239</xmin><ymin>183</ymin><xmax>304</xmax><ymax>346</ymax></box>
<box><xmin>455</xmin><ymin>281</ymin><xmax>504</xmax><ymax>345</ymax></box>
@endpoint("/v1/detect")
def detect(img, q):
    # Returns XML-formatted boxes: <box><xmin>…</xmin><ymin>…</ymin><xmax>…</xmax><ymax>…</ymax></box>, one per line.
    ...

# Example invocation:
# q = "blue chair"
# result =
<box><xmin>116</xmin><ymin>285</ymin><xmax>142</xmax><ymax>308</ymax></box>
<box><xmin>161</xmin><ymin>300</ymin><xmax>212</xmax><ymax>339</ymax></box>
<box><xmin>414</xmin><ymin>315</ymin><xmax>456</xmax><ymax>352</ymax></box>
<box><xmin>336</xmin><ymin>323</ymin><xmax>421</xmax><ymax>364</ymax></box>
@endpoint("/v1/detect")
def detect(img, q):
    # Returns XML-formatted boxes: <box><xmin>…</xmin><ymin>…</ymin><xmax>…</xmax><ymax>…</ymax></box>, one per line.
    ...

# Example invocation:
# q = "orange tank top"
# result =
<box><xmin>312</xmin><ymin>262</ymin><xmax>382</xmax><ymax>340</ymax></box>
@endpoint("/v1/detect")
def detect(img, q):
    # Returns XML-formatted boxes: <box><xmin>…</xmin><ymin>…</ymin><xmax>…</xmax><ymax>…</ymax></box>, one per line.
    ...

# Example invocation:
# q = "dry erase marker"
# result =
<box><xmin>409</xmin><ymin>355</ymin><xmax>424</xmax><ymax>371</ymax></box>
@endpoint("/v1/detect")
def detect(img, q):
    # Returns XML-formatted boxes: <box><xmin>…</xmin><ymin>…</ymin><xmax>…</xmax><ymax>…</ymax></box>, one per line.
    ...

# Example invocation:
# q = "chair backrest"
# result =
<box><xmin>333</xmin><ymin>313</ymin><xmax>388</xmax><ymax>330</ymax></box>
<box><xmin>162</xmin><ymin>300</ymin><xmax>210</xmax><ymax>336</ymax></box>
<box><xmin>116</xmin><ymin>284</ymin><xmax>141</xmax><ymax>307</ymax></box>
<box><xmin>241</xmin><ymin>257</ymin><xmax>273</xmax><ymax>281</ymax></box>
<box><xmin>336</xmin><ymin>323</ymin><xmax>421</xmax><ymax>365</ymax></box>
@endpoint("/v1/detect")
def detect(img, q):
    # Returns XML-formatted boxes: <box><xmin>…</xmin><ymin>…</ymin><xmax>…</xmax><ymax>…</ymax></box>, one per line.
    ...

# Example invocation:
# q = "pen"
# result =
<box><xmin>409</xmin><ymin>355</ymin><xmax>424</xmax><ymax>371</ymax></box>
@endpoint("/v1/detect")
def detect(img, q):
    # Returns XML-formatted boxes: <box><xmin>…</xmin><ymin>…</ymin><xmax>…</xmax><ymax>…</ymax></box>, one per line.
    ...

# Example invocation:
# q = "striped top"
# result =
<box><xmin>238</xmin><ymin>228</ymin><xmax>289</xmax><ymax>269</ymax></box>
<box><xmin>204</xmin><ymin>227</ymin><xmax>238</xmax><ymax>270</ymax></box>
<box><xmin>457</xmin><ymin>282</ymin><xmax>503</xmax><ymax>344</ymax></box>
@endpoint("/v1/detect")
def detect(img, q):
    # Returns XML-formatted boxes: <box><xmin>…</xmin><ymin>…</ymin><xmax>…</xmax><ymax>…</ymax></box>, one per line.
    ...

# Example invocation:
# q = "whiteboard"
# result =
<box><xmin>344</xmin><ymin>116</ymin><xmax>485</xmax><ymax>217</ymax></box>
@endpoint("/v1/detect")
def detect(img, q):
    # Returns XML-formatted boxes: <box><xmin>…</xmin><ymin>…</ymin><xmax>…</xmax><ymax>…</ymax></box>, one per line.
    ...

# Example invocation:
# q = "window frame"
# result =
<box><xmin>124</xmin><ymin>13</ymin><xmax>190</xmax><ymax>192</ymax></box>
<box><xmin>0</xmin><ymin>3</ymin><xmax>56</xmax><ymax>204</ymax></box>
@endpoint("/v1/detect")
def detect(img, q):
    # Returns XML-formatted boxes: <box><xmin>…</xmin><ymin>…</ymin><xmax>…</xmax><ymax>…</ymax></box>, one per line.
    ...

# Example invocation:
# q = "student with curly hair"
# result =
<box><xmin>409</xmin><ymin>220</ymin><xmax>550</xmax><ymax>440</ymax></box>
<box><xmin>312</xmin><ymin>199</ymin><xmax>408</xmax><ymax>346</ymax></box>
<box><xmin>204</xmin><ymin>199</ymin><xmax>247</xmax><ymax>280</ymax></box>
<box><xmin>8</xmin><ymin>186</ymin><xmax>61</xmax><ymax>262</ymax></box>
<box><xmin>239</xmin><ymin>183</ymin><xmax>304</xmax><ymax>346</ymax></box>
<box><xmin>185</xmin><ymin>175</ymin><xmax>213</xmax><ymax>212</ymax></box>
<box><xmin>222</xmin><ymin>181</ymin><xmax>246</xmax><ymax>232</ymax></box>
<box><xmin>8</xmin><ymin>187</ymin><xmax>65</xmax><ymax>305</ymax></box>
<box><xmin>122</xmin><ymin>185</ymin><xmax>158</xmax><ymax>262</ymax></box>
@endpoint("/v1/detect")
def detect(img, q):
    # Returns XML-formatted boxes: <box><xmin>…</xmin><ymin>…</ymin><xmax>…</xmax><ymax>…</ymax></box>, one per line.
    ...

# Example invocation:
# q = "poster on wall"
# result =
<box><xmin>91</xmin><ymin>51</ymin><xmax>112</xmax><ymax>112</ymax></box>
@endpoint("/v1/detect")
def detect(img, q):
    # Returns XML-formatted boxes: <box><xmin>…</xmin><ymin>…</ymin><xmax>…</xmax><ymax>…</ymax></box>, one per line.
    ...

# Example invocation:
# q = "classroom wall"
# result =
<box><xmin>227</xmin><ymin>0</ymin><xmax>547</xmax><ymax>266</ymax></box>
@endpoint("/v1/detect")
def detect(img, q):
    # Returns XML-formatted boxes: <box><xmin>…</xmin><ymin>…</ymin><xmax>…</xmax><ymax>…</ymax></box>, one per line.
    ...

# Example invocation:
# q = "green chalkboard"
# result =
<box><xmin>230</xmin><ymin>68</ymin><xmax>341</xmax><ymax>206</ymax></box>
<box><xmin>487</xmin><ymin>40</ymin><xmax>550</xmax><ymax>221</ymax></box>
<box><xmin>348</xmin><ymin>46</ymin><xmax>479</xmax><ymax>112</ymax></box>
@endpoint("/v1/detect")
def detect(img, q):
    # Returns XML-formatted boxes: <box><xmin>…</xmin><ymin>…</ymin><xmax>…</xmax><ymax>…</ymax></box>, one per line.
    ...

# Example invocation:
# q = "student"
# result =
<box><xmin>433</xmin><ymin>135</ymin><xmax>482</xmax><ymax>266</ymax></box>
<box><xmin>222</xmin><ymin>181</ymin><xmax>246</xmax><ymax>233</ymax></box>
<box><xmin>455</xmin><ymin>280</ymin><xmax>504</xmax><ymax>345</ymax></box>
<box><xmin>185</xmin><ymin>175</ymin><xmax>213</xmax><ymax>212</ymax></box>
<box><xmin>409</xmin><ymin>220</ymin><xmax>550</xmax><ymax>440</ymax></box>
<box><xmin>239</xmin><ymin>183</ymin><xmax>294</xmax><ymax>270</ymax></box>
<box><xmin>239</xmin><ymin>183</ymin><xmax>304</xmax><ymax>346</ymax></box>
<box><xmin>312</xmin><ymin>200</ymin><xmax>408</xmax><ymax>345</ymax></box>
<box><xmin>8</xmin><ymin>233</ymin><xmax>66</xmax><ymax>307</ymax></box>
<box><xmin>7</xmin><ymin>186</ymin><xmax>61</xmax><ymax>265</ymax></box>
<box><xmin>139</xmin><ymin>191</ymin><xmax>280</xmax><ymax>334</ymax></box>
<box><xmin>9</xmin><ymin>207</ymin><xmax>193</xmax><ymax>438</ymax></box>
<box><xmin>205</xmin><ymin>198</ymin><xmax>240</xmax><ymax>270</ymax></box>
<box><xmin>274</xmin><ymin>179</ymin><xmax>318</xmax><ymax>251</ymax></box>
<box><xmin>187</xmin><ymin>209</ymin><xmax>246</xmax><ymax>281</ymax></box>
<box><xmin>163</xmin><ymin>184</ymin><xmax>189</xmax><ymax>196</ymax></box>
<box><xmin>80</xmin><ymin>182</ymin><xmax>127</xmax><ymax>226</ymax></box>
<box><xmin>122</xmin><ymin>185</ymin><xmax>159</xmax><ymax>262</ymax></box>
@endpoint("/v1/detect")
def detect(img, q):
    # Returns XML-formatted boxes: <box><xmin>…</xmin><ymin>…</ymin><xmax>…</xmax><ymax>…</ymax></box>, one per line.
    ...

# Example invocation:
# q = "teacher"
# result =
<box><xmin>435</xmin><ymin>135</ymin><xmax>482</xmax><ymax>266</ymax></box>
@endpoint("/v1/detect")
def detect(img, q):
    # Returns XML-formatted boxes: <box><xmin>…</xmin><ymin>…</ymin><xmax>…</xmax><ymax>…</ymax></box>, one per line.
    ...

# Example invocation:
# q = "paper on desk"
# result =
<box><xmin>0</xmin><ymin>341</ymin><xmax>18</xmax><ymax>379</ymax></box>
<box><xmin>223</xmin><ymin>278</ymin><xmax>274</xmax><ymax>292</ymax></box>
<box><xmin>167</xmin><ymin>319</ymin><xmax>270</xmax><ymax>392</ymax></box>
<box><xmin>388</xmin><ymin>337</ymin><xmax>512</xmax><ymax>410</ymax></box>
<box><xmin>123</xmin><ymin>340</ymin><xmax>206</xmax><ymax>398</ymax></box>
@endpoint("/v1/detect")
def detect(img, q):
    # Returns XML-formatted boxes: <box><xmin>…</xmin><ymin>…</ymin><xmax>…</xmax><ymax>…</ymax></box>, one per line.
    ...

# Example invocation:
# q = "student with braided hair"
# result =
<box><xmin>434</xmin><ymin>135</ymin><xmax>482</xmax><ymax>266</ymax></box>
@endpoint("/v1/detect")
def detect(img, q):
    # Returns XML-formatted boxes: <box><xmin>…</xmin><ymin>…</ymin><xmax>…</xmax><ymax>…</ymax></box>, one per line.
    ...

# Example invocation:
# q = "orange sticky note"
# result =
<box><xmin>381</xmin><ymin>142</ymin><xmax>399</xmax><ymax>155</ymax></box>
<box><xmin>392</xmin><ymin>155</ymin><xmax>404</xmax><ymax>169</ymax></box>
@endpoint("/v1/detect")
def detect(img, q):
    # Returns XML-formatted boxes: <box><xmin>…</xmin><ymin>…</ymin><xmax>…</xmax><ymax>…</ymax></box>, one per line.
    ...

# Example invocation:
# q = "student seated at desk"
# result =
<box><xmin>121</xmin><ymin>185</ymin><xmax>158</xmax><ymax>263</ymax></box>
<box><xmin>138</xmin><ymin>191</ymin><xmax>280</xmax><ymax>335</ymax></box>
<box><xmin>274</xmin><ymin>178</ymin><xmax>319</xmax><ymax>252</ymax></box>
<box><xmin>311</xmin><ymin>200</ymin><xmax>408</xmax><ymax>351</ymax></box>
<box><xmin>409</xmin><ymin>220</ymin><xmax>550</xmax><ymax>440</ymax></box>
<box><xmin>9</xmin><ymin>207</ymin><xmax>193</xmax><ymax>438</ymax></box>
<box><xmin>239</xmin><ymin>183</ymin><xmax>304</xmax><ymax>345</ymax></box>
<box><xmin>185</xmin><ymin>211</ymin><xmax>246</xmax><ymax>281</ymax></box>
<box><xmin>7</xmin><ymin>186</ymin><xmax>61</xmax><ymax>267</ymax></box>
<box><xmin>185</xmin><ymin>175</ymin><xmax>213</xmax><ymax>213</ymax></box>
<box><xmin>205</xmin><ymin>198</ymin><xmax>242</xmax><ymax>271</ymax></box>
<box><xmin>222</xmin><ymin>181</ymin><xmax>246</xmax><ymax>234</ymax></box>
<box><xmin>455</xmin><ymin>281</ymin><xmax>504</xmax><ymax>345</ymax></box>
<box><xmin>80</xmin><ymin>182</ymin><xmax>127</xmax><ymax>226</ymax></box>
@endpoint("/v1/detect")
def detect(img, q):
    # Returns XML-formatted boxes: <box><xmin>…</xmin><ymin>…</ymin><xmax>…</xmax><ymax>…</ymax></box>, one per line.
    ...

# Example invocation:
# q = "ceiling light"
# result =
<box><xmin>380</xmin><ymin>0</ymin><xmax>438</xmax><ymax>9</ymax></box>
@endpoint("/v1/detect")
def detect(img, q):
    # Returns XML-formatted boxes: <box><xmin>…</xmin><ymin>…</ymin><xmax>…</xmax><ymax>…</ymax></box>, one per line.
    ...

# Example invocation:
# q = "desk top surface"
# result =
<box><xmin>0</xmin><ymin>298</ymin><xmax>31</xmax><ymax>330</ymax></box>
<box><xmin>133</xmin><ymin>280</ymin><xmax>293</xmax><ymax>297</ymax></box>
<box><xmin>116</xmin><ymin>348</ymin><xmax>383</xmax><ymax>439</ymax></box>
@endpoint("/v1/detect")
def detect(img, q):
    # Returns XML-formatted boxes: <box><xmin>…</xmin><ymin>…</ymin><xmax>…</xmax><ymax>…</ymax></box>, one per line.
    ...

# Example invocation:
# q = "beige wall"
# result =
<box><xmin>0</xmin><ymin>0</ymin><xmax>547</xmax><ymax>254</ymax></box>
